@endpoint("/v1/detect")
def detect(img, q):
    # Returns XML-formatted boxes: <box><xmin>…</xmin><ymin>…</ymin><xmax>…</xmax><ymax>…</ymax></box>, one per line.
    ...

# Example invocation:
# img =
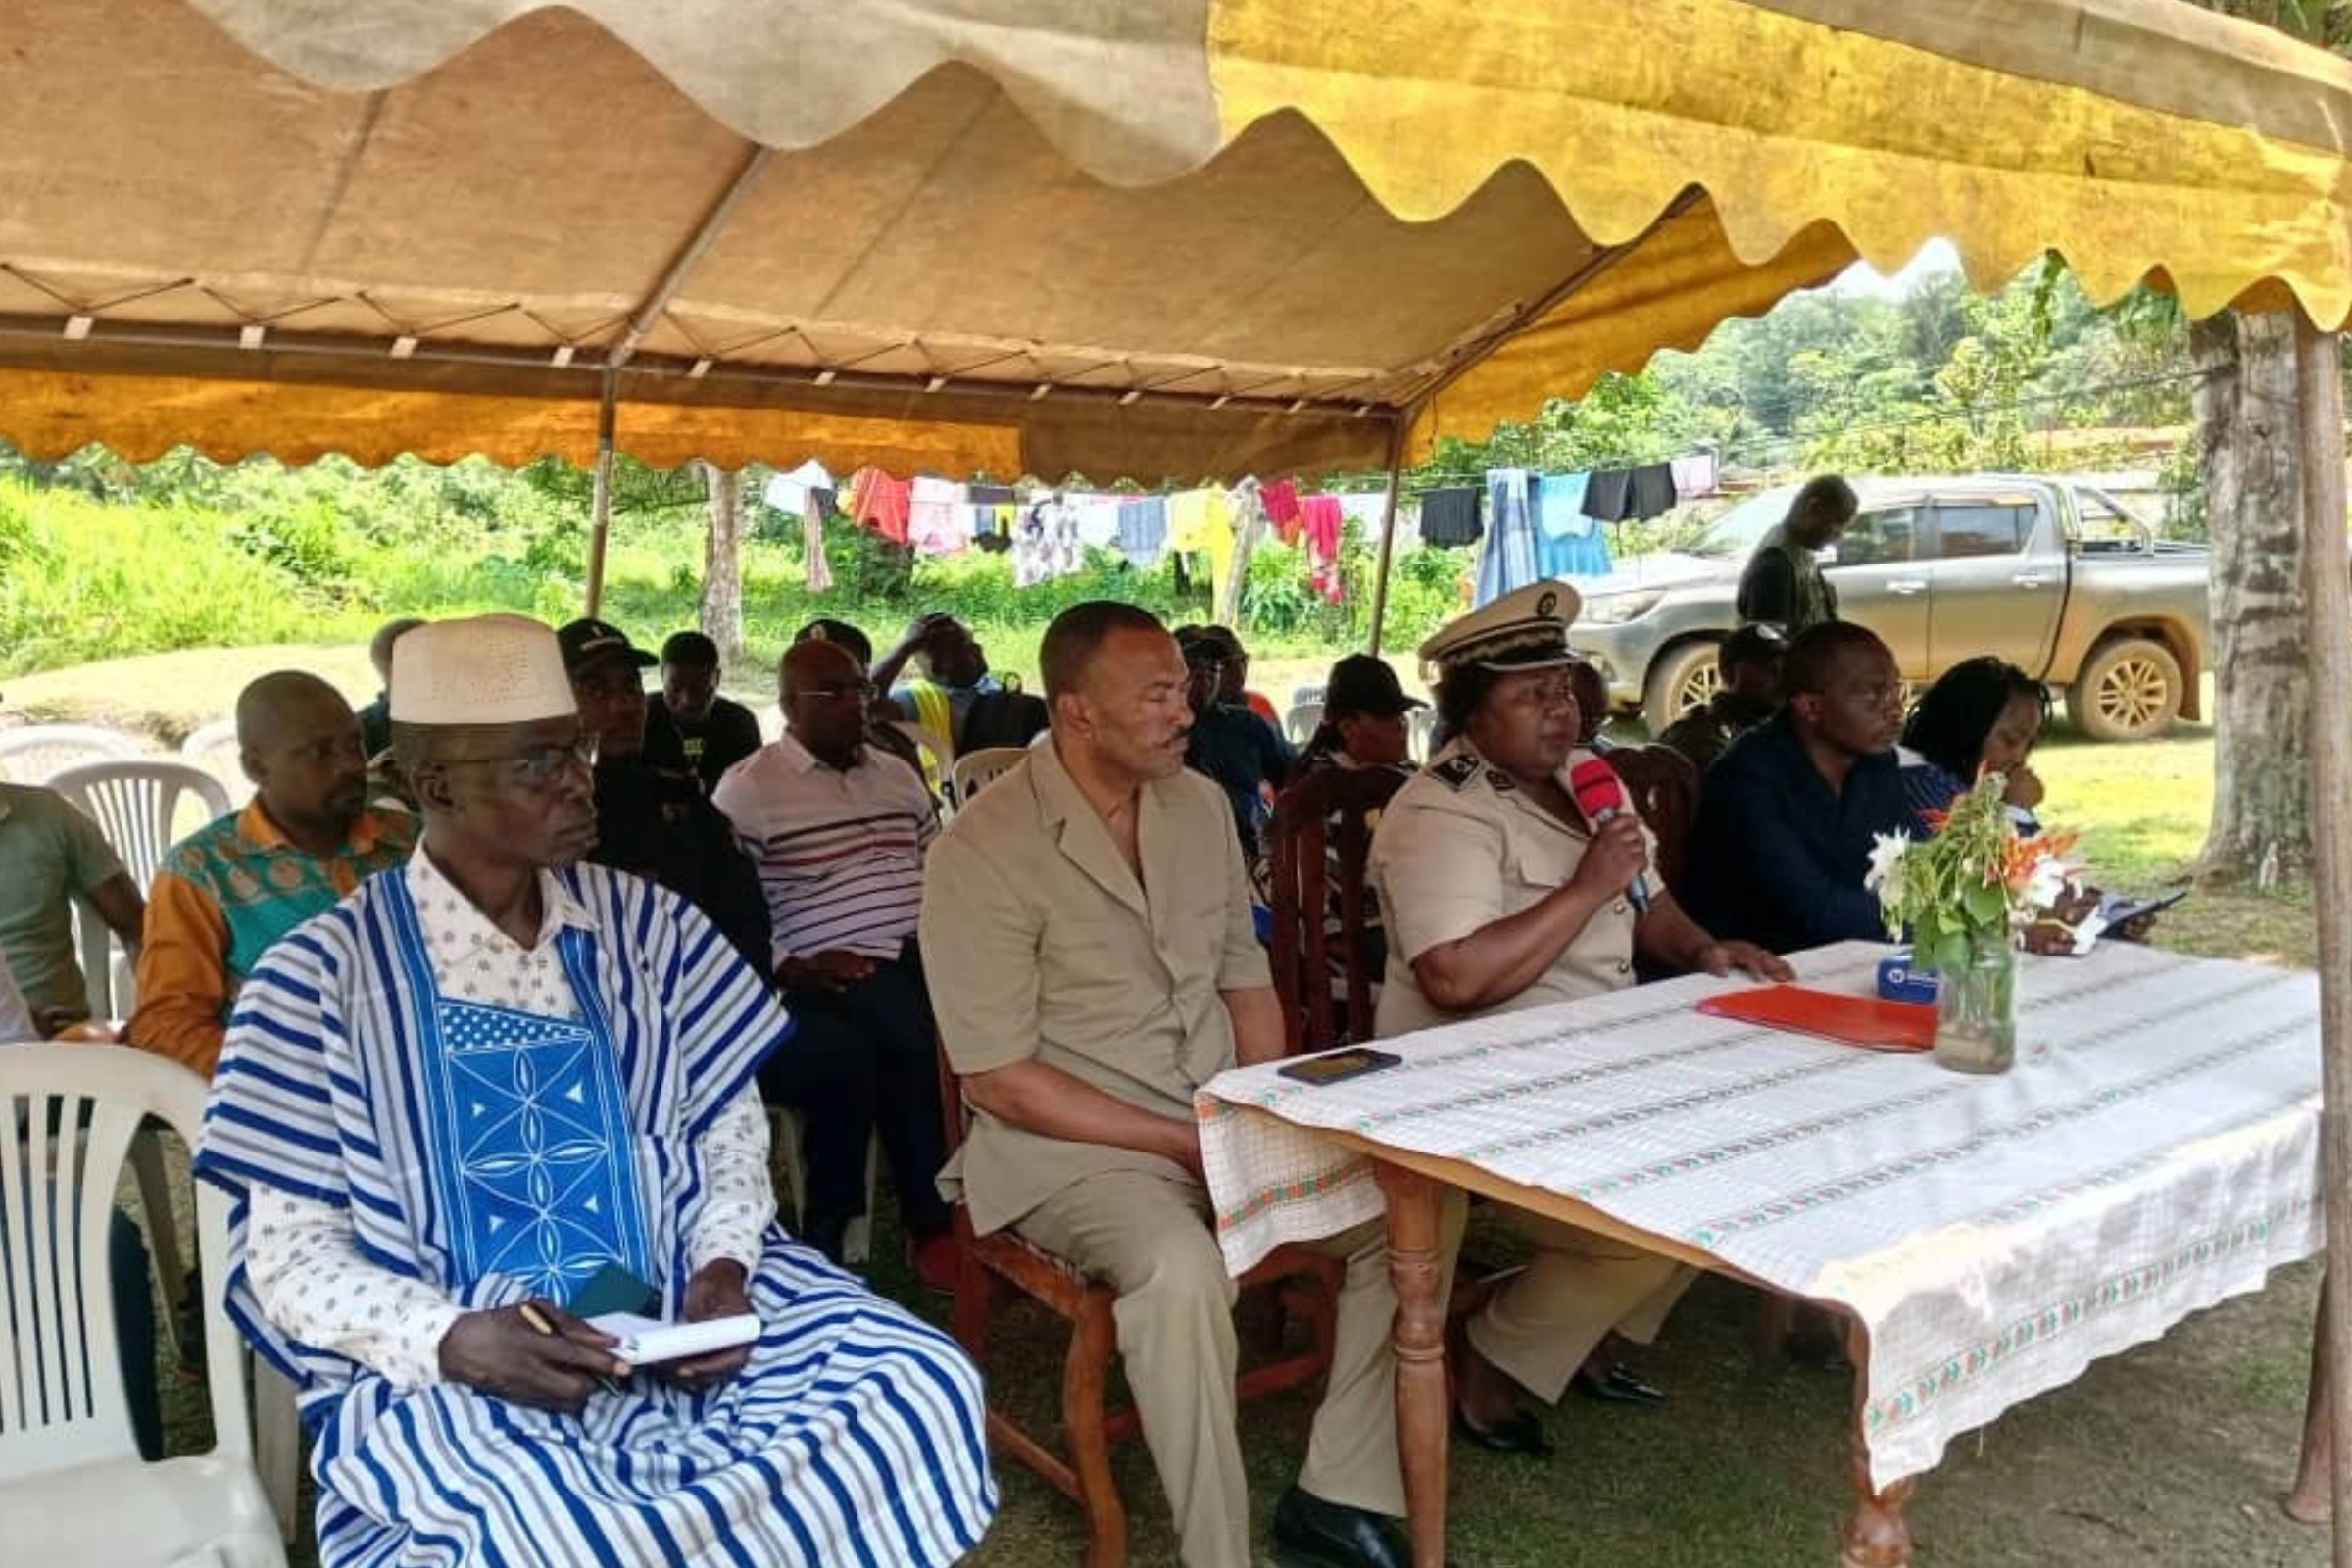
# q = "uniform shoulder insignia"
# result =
<box><xmin>1484</xmin><ymin>767</ymin><xmax>1517</xmax><ymax>794</ymax></box>
<box><xmin>1430</xmin><ymin>754</ymin><xmax>1480</xmax><ymax>790</ymax></box>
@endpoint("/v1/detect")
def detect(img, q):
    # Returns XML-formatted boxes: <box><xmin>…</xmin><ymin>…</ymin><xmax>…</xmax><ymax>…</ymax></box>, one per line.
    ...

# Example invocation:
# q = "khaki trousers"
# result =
<box><xmin>1465</xmin><ymin>1207</ymin><xmax>1692</xmax><ymax>1405</ymax></box>
<box><xmin>1018</xmin><ymin>1168</ymin><xmax>1449</xmax><ymax>1568</ymax></box>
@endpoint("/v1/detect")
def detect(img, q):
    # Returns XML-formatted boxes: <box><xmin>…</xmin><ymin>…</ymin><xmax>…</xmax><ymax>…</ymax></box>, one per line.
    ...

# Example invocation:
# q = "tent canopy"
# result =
<box><xmin>1</xmin><ymin>0</ymin><xmax>2347</xmax><ymax>480</ymax></box>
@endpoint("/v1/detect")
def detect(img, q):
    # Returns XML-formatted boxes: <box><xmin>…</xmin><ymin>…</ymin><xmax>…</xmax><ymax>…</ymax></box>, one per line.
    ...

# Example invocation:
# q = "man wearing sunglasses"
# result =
<box><xmin>193</xmin><ymin>612</ymin><xmax>995</xmax><ymax>1568</ymax></box>
<box><xmin>713</xmin><ymin>636</ymin><xmax>956</xmax><ymax>1284</ymax></box>
<box><xmin>558</xmin><ymin>617</ymin><xmax>770</xmax><ymax>978</ymax></box>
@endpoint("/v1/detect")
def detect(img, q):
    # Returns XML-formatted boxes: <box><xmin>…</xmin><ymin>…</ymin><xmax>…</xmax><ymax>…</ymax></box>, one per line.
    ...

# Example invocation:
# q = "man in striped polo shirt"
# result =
<box><xmin>714</xmin><ymin>636</ymin><xmax>955</xmax><ymax>1282</ymax></box>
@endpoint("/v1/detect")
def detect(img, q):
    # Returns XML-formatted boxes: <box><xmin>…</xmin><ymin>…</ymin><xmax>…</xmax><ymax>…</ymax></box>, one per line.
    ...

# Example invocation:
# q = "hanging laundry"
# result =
<box><xmin>846</xmin><ymin>466</ymin><xmax>912</xmax><ymax>544</ymax></box>
<box><xmin>802</xmin><ymin>488</ymin><xmax>835</xmax><ymax>592</ymax></box>
<box><xmin>1581</xmin><ymin>462</ymin><xmax>1678</xmax><ymax>523</ymax></box>
<box><xmin>908</xmin><ymin>476</ymin><xmax>972</xmax><ymax>556</ymax></box>
<box><xmin>1014</xmin><ymin>495</ymin><xmax>1084</xmax><ymax>586</ymax></box>
<box><xmin>1116</xmin><ymin>496</ymin><xmax>1169</xmax><ymax>569</ymax></box>
<box><xmin>1669</xmin><ymin>452</ymin><xmax>1719</xmax><ymax>500</ymax></box>
<box><xmin>1259</xmin><ymin>477</ymin><xmax>1303</xmax><ymax>543</ymax></box>
<box><xmin>1533</xmin><ymin>473</ymin><xmax>1615</xmax><ymax>579</ymax></box>
<box><xmin>1167</xmin><ymin>487</ymin><xmax>1238</xmax><ymax>602</ymax></box>
<box><xmin>1299</xmin><ymin>493</ymin><xmax>1346</xmax><ymax>605</ymax></box>
<box><xmin>1068</xmin><ymin>493</ymin><xmax>1125</xmax><ymax>551</ymax></box>
<box><xmin>1533</xmin><ymin>472</ymin><xmax>1591</xmax><ymax>581</ymax></box>
<box><xmin>762</xmin><ymin>457</ymin><xmax>835</xmax><ymax>514</ymax></box>
<box><xmin>1475</xmin><ymin>469</ymin><xmax>1540</xmax><ymax>607</ymax></box>
<box><xmin>966</xmin><ymin>482</ymin><xmax>1016</xmax><ymax>546</ymax></box>
<box><xmin>1418</xmin><ymin>485</ymin><xmax>1484</xmax><ymax>547</ymax></box>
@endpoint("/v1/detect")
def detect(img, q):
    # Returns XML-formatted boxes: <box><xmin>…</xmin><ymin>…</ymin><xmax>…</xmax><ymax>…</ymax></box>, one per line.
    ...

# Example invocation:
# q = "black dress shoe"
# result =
<box><xmin>1451</xmin><ymin>1402</ymin><xmax>1554</xmax><ymax>1458</ymax></box>
<box><xmin>1271</xmin><ymin>1486</ymin><xmax>1410</xmax><ymax>1568</ymax></box>
<box><xmin>1571</xmin><ymin>1362</ymin><xmax>1666</xmax><ymax>1406</ymax></box>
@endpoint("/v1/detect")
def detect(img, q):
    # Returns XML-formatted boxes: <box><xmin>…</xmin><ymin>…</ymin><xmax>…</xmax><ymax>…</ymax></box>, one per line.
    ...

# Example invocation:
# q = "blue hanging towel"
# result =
<box><xmin>1533</xmin><ymin>473</ymin><xmax>1592</xmax><ymax>579</ymax></box>
<box><xmin>1476</xmin><ymin>468</ymin><xmax>1539</xmax><ymax>606</ymax></box>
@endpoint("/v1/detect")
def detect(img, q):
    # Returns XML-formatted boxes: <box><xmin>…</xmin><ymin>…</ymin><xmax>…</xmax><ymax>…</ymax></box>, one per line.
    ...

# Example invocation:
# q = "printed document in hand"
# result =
<box><xmin>586</xmin><ymin>1311</ymin><xmax>761</xmax><ymax>1364</ymax></box>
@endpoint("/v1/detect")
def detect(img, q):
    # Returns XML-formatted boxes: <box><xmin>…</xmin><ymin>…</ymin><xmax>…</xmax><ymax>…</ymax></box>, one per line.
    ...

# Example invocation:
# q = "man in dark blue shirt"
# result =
<box><xmin>1681</xmin><ymin>622</ymin><xmax>1917</xmax><ymax>953</ymax></box>
<box><xmin>1176</xmin><ymin>625</ymin><xmax>1294</xmax><ymax>859</ymax></box>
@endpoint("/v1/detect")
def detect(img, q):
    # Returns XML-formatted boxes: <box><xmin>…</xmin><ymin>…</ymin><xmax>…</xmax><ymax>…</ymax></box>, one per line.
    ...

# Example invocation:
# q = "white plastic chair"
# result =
<box><xmin>179</xmin><ymin>718</ymin><xmax>254</xmax><ymax>808</ymax></box>
<box><xmin>767</xmin><ymin>1108</ymin><xmax>880</xmax><ymax>1266</ymax></box>
<box><xmin>0</xmin><ymin>1041</ymin><xmax>287</xmax><ymax>1567</ymax></box>
<box><xmin>757</xmin><ymin>704</ymin><xmax>784</xmax><ymax>745</ymax></box>
<box><xmin>0</xmin><ymin>725</ymin><xmax>141</xmax><ymax>784</ymax></box>
<box><xmin>1289</xmin><ymin>683</ymin><xmax>1327</xmax><ymax>709</ymax></box>
<box><xmin>46</xmin><ymin>760</ymin><xmax>232</xmax><ymax>892</ymax></box>
<box><xmin>947</xmin><ymin>747</ymin><xmax>1027</xmax><ymax>809</ymax></box>
<box><xmin>1284</xmin><ymin>702</ymin><xmax>1325</xmax><ymax>746</ymax></box>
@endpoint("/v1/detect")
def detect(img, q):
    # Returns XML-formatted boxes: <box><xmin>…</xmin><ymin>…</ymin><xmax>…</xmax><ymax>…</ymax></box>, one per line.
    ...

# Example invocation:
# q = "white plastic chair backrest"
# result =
<box><xmin>179</xmin><ymin>717</ymin><xmax>254</xmax><ymax>808</ymax></box>
<box><xmin>757</xmin><ymin>704</ymin><xmax>784</xmax><ymax>745</ymax></box>
<box><xmin>0</xmin><ymin>1042</ymin><xmax>247</xmax><ymax>1481</ymax></box>
<box><xmin>72</xmin><ymin>897</ymin><xmax>130</xmax><ymax>1021</ymax></box>
<box><xmin>46</xmin><ymin>760</ymin><xmax>232</xmax><ymax>892</ymax></box>
<box><xmin>1285</xmin><ymin>702</ymin><xmax>1325</xmax><ymax>746</ymax></box>
<box><xmin>1407</xmin><ymin>706</ymin><xmax>1439</xmax><ymax>762</ymax></box>
<box><xmin>1290</xmin><ymin>683</ymin><xmax>1327</xmax><ymax>709</ymax></box>
<box><xmin>1027</xmin><ymin>727</ymin><xmax>1053</xmax><ymax>749</ymax></box>
<box><xmin>948</xmin><ymin>747</ymin><xmax>1028</xmax><ymax>808</ymax></box>
<box><xmin>0</xmin><ymin>726</ymin><xmax>141</xmax><ymax>784</ymax></box>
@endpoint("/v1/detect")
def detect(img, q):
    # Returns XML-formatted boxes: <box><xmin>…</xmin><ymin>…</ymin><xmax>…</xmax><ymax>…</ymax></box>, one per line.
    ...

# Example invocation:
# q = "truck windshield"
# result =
<box><xmin>1687</xmin><ymin>485</ymin><xmax>1801</xmax><ymax>559</ymax></box>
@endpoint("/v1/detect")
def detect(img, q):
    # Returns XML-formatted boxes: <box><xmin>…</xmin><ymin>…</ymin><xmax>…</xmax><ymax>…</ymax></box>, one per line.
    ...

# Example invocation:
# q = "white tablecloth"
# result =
<box><xmin>1196</xmin><ymin>941</ymin><xmax>2323</xmax><ymax>1489</ymax></box>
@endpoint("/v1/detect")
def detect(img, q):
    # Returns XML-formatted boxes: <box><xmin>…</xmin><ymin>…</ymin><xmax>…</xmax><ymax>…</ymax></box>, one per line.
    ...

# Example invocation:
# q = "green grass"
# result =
<box><xmin>118</xmin><ymin>675</ymin><xmax>2324</xmax><ymax>1567</ymax></box>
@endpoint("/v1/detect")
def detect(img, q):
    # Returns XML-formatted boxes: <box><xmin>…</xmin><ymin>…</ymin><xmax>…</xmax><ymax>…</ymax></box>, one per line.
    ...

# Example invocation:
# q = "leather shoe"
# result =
<box><xmin>1271</xmin><ymin>1485</ymin><xmax>1409</xmax><ymax>1568</ymax></box>
<box><xmin>1571</xmin><ymin>1362</ymin><xmax>1666</xmax><ymax>1406</ymax></box>
<box><xmin>1451</xmin><ymin>1402</ymin><xmax>1553</xmax><ymax>1458</ymax></box>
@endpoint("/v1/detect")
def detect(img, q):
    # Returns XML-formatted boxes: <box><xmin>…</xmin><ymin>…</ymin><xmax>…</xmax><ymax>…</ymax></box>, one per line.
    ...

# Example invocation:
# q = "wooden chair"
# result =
<box><xmin>1604</xmin><ymin>744</ymin><xmax>1701</xmax><ymax>900</ymax></box>
<box><xmin>934</xmin><ymin>1044</ymin><xmax>1344</xmax><ymax>1568</ymax></box>
<box><xmin>1264</xmin><ymin>767</ymin><xmax>1409</xmax><ymax>1055</ymax></box>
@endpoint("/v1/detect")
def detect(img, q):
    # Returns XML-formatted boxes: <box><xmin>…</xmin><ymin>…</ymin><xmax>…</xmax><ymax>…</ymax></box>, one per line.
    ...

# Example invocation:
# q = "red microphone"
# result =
<box><xmin>1568</xmin><ymin>758</ymin><xmax>1652</xmax><ymax>915</ymax></box>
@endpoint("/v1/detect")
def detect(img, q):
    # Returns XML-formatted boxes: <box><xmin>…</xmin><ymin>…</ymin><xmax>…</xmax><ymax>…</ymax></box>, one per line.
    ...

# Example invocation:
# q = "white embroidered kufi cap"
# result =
<box><xmin>389</xmin><ymin>612</ymin><xmax>577</xmax><ymax>726</ymax></box>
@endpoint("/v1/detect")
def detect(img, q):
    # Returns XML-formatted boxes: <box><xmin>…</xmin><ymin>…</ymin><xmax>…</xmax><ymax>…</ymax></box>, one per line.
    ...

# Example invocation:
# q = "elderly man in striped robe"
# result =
<box><xmin>194</xmin><ymin>612</ymin><xmax>995</xmax><ymax>1568</ymax></box>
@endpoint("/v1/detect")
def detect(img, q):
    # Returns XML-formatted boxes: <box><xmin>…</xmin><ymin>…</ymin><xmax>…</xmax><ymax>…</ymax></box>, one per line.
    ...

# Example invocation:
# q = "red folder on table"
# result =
<box><xmin>1696</xmin><ymin>985</ymin><xmax>1936</xmax><ymax>1053</ymax></box>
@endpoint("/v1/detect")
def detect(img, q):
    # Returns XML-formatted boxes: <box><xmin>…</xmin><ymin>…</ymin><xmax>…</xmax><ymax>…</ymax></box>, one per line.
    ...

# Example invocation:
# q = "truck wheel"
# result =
<box><xmin>2069</xmin><ymin>637</ymin><xmax>2182</xmax><ymax>742</ymax></box>
<box><xmin>1642</xmin><ymin>641</ymin><xmax>1722</xmax><ymax>736</ymax></box>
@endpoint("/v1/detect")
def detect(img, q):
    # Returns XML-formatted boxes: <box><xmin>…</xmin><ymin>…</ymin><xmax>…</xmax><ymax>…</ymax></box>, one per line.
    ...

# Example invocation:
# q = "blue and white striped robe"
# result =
<box><xmin>195</xmin><ymin>862</ymin><xmax>997</xmax><ymax>1568</ymax></box>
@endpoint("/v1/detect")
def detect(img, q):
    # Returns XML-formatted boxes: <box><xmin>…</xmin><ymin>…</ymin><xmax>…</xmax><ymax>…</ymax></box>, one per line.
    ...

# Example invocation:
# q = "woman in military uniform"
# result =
<box><xmin>1369</xmin><ymin>580</ymin><xmax>1787</xmax><ymax>1458</ymax></box>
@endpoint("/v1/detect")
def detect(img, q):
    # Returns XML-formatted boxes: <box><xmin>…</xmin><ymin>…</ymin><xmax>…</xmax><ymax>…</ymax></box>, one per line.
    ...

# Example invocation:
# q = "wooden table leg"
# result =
<box><xmin>1373</xmin><ymin>1159</ymin><xmax>1448</xmax><ymax>1568</ymax></box>
<box><xmin>1838</xmin><ymin>1312</ymin><xmax>1914</xmax><ymax>1567</ymax></box>
<box><xmin>2289</xmin><ymin>1276</ymin><xmax>2333</xmax><ymax>1525</ymax></box>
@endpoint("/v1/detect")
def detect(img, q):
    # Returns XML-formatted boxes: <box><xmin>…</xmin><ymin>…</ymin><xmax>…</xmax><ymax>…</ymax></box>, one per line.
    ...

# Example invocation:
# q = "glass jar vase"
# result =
<box><xmin>1932</xmin><ymin>928</ymin><xmax>2017</xmax><ymax>1074</ymax></box>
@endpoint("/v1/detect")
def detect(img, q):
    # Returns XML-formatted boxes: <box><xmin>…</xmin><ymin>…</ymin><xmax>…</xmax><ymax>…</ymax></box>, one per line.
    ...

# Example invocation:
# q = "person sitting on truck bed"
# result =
<box><xmin>1680</xmin><ymin>622</ymin><xmax>1921</xmax><ymax>953</ymax></box>
<box><xmin>1734</xmin><ymin>474</ymin><xmax>1856</xmax><ymax>636</ymax></box>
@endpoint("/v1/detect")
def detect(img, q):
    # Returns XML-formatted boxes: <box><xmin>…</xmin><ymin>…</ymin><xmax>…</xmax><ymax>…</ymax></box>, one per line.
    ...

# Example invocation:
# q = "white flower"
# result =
<box><xmin>1863</xmin><ymin>830</ymin><xmax>1912</xmax><ymax>901</ymax></box>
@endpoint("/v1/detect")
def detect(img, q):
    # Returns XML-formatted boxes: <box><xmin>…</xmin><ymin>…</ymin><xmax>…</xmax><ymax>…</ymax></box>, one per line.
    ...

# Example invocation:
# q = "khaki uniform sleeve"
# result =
<box><xmin>127</xmin><ymin>867</ymin><xmax>232</xmax><ymax>1077</ymax></box>
<box><xmin>1375</xmin><ymin>792</ymin><xmax>1512</xmax><ymax>966</ymax></box>
<box><xmin>919</xmin><ymin>829</ymin><xmax>1043</xmax><ymax>1075</ymax></box>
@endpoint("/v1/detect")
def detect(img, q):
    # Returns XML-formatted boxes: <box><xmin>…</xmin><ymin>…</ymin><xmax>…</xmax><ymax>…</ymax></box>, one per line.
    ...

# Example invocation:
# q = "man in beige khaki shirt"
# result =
<box><xmin>921</xmin><ymin>601</ymin><xmax>1414</xmax><ymax>1568</ymax></box>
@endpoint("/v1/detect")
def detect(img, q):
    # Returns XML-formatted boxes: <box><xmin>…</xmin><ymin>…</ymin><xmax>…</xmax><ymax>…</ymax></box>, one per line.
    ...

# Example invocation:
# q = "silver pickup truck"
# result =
<box><xmin>1568</xmin><ymin>475</ymin><xmax>2211</xmax><ymax>742</ymax></box>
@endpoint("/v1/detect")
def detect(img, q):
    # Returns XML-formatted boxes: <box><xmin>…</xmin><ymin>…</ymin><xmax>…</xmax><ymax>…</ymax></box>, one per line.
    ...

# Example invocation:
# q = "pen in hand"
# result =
<box><xmin>518</xmin><ymin>1298</ymin><xmax>628</xmax><ymax>1396</ymax></box>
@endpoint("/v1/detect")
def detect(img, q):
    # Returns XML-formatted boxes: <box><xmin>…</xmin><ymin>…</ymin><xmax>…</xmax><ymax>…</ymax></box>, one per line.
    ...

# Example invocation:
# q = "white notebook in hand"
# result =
<box><xmin>587</xmin><ymin>1311</ymin><xmax>761</xmax><ymax>1365</ymax></box>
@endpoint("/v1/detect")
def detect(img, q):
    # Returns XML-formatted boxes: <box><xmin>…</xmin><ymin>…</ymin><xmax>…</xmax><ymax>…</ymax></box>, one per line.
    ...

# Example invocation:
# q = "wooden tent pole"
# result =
<box><xmin>2293</xmin><ymin>308</ymin><xmax>2352</xmax><ymax>1566</ymax></box>
<box><xmin>583</xmin><ymin>369</ymin><xmax>619</xmax><ymax>617</ymax></box>
<box><xmin>1366</xmin><ymin>419</ymin><xmax>1408</xmax><ymax>656</ymax></box>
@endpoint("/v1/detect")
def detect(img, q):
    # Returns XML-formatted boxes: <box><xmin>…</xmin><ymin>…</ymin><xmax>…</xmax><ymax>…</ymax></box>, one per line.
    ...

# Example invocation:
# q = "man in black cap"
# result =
<box><xmin>642</xmin><ymin>630</ymin><xmax>764</xmax><ymax>796</ymax></box>
<box><xmin>1656</xmin><ymin>623</ymin><xmax>1789</xmax><ymax>773</ymax></box>
<box><xmin>1176</xmin><ymin>625</ymin><xmax>1295</xmax><ymax>860</ymax></box>
<box><xmin>558</xmin><ymin>617</ymin><xmax>771</xmax><ymax>976</ymax></box>
<box><xmin>1299</xmin><ymin>654</ymin><xmax>1422</xmax><ymax>776</ymax></box>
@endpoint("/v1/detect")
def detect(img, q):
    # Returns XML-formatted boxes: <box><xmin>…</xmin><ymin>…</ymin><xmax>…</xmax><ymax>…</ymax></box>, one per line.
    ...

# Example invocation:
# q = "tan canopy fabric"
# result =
<box><xmin>0</xmin><ymin>0</ymin><xmax>2345</xmax><ymax>477</ymax></box>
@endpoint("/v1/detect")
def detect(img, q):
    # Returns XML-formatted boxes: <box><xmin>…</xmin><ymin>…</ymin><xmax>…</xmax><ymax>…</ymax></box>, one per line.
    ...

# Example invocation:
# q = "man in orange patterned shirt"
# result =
<box><xmin>129</xmin><ymin>671</ymin><xmax>416</xmax><ymax>1077</ymax></box>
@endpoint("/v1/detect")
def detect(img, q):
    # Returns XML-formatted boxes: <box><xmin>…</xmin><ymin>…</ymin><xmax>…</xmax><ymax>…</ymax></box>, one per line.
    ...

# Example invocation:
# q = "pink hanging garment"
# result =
<box><xmin>1300</xmin><ymin>493</ymin><xmax>1346</xmax><ymax>604</ymax></box>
